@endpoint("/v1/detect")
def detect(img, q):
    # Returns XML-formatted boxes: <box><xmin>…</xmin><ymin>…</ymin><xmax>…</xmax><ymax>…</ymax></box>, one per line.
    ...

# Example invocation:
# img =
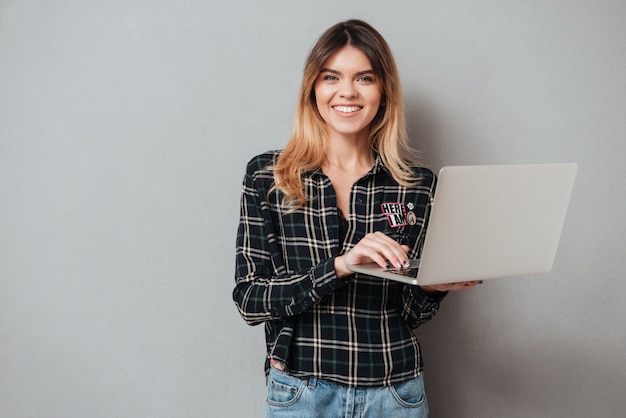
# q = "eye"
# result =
<box><xmin>357</xmin><ymin>75</ymin><xmax>375</xmax><ymax>83</ymax></box>
<box><xmin>322</xmin><ymin>74</ymin><xmax>338</xmax><ymax>81</ymax></box>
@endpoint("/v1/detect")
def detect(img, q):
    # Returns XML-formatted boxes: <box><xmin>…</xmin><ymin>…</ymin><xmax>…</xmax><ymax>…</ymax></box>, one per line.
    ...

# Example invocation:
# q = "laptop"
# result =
<box><xmin>347</xmin><ymin>163</ymin><xmax>578</xmax><ymax>286</ymax></box>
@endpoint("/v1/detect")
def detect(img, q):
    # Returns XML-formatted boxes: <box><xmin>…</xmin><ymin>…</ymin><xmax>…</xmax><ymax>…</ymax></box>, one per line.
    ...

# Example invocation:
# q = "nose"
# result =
<box><xmin>339</xmin><ymin>81</ymin><xmax>358</xmax><ymax>99</ymax></box>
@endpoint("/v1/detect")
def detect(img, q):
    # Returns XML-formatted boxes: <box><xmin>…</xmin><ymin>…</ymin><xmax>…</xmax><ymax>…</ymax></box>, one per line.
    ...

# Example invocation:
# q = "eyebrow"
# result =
<box><xmin>320</xmin><ymin>68</ymin><xmax>376</xmax><ymax>77</ymax></box>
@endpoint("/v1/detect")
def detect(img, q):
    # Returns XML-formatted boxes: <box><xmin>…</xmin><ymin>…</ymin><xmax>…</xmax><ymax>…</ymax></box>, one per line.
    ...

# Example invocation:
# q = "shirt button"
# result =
<box><xmin>356</xmin><ymin>198</ymin><xmax>363</xmax><ymax>204</ymax></box>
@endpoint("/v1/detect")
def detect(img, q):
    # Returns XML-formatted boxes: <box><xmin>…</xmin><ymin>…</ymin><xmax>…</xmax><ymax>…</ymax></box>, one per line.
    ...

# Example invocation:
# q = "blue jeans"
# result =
<box><xmin>265</xmin><ymin>367</ymin><xmax>429</xmax><ymax>418</ymax></box>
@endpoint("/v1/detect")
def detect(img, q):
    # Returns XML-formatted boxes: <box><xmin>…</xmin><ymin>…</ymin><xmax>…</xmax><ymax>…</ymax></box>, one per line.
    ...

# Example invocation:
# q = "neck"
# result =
<box><xmin>323</xmin><ymin>133</ymin><xmax>374</xmax><ymax>171</ymax></box>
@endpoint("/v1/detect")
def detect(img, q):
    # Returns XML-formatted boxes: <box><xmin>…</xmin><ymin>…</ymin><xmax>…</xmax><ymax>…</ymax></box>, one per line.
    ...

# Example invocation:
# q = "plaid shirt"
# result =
<box><xmin>233</xmin><ymin>150</ymin><xmax>446</xmax><ymax>387</ymax></box>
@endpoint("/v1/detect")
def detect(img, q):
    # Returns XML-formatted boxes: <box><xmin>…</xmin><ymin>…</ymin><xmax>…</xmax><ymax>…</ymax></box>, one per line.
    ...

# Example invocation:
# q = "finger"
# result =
<box><xmin>369</xmin><ymin>232</ymin><xmax>410</xmax><ymax>268</ymax></box>
<box><xmin>343</xmin><ymin>237</ymin><xmax>390</xmax><ymax>268</ymax></box>
<box><xmin>453</xmin><ymin>281</ymin><xmax>482</xmax><ymax>291</ymax></box>
<box><xmin>419</xmin><ymin>284</ymin><xmax>450</xmax><ymax>293</ymax></box>
<box><xmin>349</xmin><ymin>232</ymin><xmax>409</xmax><ymax>269</ymax></box>
<box><xmin>421</xmin><ymin>280</ymin><xmax>484</xmax><ymax>293</ymax></box>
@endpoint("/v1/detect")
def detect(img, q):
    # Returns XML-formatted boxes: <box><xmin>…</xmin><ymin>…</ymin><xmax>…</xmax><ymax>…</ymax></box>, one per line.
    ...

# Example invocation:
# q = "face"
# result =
<box><xmin>314</xmin><ymin>45</ymin><xmax>382</xmax><ymax>142</ymax></box>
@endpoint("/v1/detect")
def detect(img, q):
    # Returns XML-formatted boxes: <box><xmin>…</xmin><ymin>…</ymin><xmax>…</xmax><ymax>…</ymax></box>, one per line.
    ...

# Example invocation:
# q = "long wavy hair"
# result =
<box><xmin>273</xmin><ymin>19</ymin><xmax>419</xmax><ymax>207</ymax></box>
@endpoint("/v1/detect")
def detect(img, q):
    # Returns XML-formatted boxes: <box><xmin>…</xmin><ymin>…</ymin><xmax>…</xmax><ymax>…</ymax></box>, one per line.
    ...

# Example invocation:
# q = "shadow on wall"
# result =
<box><xmin>404</xmin><ymin>91</ymin><xmax>503</xmax><ymax>168</ymax></box>
<box><xmin>405</xmin><ymin>98</ymin><xmax>626</xmax><ymax>417</ymax></box>
<box><xmin>415</xmin><ymin>282</ymin><xmax>626</xmax><ymax>417</ymax></box>
<box><xmin>404</xmin><ymin>92</ymin><xmax>444</xmax><ymax>169</ymax></box>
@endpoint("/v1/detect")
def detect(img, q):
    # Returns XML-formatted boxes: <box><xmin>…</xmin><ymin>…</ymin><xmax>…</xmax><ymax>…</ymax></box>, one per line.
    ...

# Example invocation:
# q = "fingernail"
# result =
<box><xmin>384</xmin><ymin>261</ymin><xmax>391</xmax><ymax>269</ymax></box>
<box><xmin>403</xmin><ymin>260</ymin><xmax>411</xmax><ymax>268</ymax></box>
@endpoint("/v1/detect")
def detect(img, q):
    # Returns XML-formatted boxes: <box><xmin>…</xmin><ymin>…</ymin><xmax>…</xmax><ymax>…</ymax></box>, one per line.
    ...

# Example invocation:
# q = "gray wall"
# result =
<box><xmin>1</xmin><ymin>1</ymin><xmax>624</xmax><ymax>417</ymax></box>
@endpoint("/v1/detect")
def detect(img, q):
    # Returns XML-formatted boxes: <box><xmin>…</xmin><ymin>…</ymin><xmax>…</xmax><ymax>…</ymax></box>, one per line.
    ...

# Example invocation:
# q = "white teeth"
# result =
<box><xmin>333</xmin><ymin>106</ymin><xmax>362</xmax><ymax>113</ymax></box>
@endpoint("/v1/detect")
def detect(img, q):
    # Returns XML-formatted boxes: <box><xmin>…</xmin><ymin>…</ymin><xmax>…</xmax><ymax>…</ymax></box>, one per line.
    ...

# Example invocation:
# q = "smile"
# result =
<box><xmin>333</xmin><ymin>105</ymin><xmax>363</xmax><ymax>114</ymax></box>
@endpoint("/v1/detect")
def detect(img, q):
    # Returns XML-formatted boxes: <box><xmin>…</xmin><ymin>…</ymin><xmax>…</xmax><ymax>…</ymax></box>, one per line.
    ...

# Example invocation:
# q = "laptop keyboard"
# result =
<box><xmin>382</xmin><ymin>267</ymin><xmax>420</xmax><ymax>279</ymax></box>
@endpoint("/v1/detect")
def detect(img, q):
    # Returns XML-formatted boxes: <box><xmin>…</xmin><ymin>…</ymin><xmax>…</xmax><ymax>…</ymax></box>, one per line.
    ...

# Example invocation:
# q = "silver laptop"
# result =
<box><xmin>348</xmin><ymin>163</ymin><xmax>578</xmax><ymax>286</ymax></box>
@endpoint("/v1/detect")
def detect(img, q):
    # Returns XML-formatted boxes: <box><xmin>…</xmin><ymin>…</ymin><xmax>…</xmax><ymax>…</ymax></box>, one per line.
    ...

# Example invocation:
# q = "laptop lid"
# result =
<box><xmin>348</xmin><ymin>163</ymin><xmax>578</xmax><ymax>286</ymax></box>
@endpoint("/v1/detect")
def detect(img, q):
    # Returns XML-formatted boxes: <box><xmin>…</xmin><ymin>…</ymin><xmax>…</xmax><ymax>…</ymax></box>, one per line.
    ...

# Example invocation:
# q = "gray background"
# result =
<box><xmin>1</xmin><ymin>1</ymin><xmax>625</xmax><ymax>417</ymax></box>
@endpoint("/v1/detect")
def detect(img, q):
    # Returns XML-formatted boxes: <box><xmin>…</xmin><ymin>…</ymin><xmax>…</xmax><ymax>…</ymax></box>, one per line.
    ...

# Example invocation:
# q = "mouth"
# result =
<box><xmin>332</xmin><ymin>105</ymin><xmax>363</xmax><ymax>114</ymax></box>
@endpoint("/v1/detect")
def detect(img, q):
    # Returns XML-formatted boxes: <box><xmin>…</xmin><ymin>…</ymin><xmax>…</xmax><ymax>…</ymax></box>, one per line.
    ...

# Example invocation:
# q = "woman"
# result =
<box><xmin>233</xmin><ymin>19</ymin><xmax>479</xmax><ymax>417</ymax></box>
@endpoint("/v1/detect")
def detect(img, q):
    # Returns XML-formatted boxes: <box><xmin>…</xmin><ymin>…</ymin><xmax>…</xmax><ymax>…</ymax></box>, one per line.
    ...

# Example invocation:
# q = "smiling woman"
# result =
<box><xmin>314</xmin><ymin>46</ymin><xmax>382</xmax><ymax>144</ymax></box>
<box><xmin>272</xmin><ymin>20</ymin><xmax>417</xmax><ymax>210</ymax></box>
<box><xmin>232</xmin><ymin>19</ymin><xmax>479</xmax><ymax>418</ymax></box>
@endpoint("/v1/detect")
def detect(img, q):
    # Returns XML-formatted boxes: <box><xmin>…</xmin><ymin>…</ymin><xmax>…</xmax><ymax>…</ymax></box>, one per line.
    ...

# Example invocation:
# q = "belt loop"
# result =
<box><xmin>307</xmin><ymin>376</ymin><xmax>318</xmax><ymax>389</ymax></box>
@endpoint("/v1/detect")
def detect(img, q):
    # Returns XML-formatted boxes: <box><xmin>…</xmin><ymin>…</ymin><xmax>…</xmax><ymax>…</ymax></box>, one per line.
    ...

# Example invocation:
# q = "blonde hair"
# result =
<box><xmin>273</xmin><ymin>19</ymin><xmax>419</xmax><ymax>207</ymax></box>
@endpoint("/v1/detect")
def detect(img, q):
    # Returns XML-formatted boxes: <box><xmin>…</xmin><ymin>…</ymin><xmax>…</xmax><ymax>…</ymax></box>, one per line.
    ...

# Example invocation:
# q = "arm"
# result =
<box><xmin>232</xmin><ymin>164</ymin><xmax>347</xmax><ymax>326</ymax></box>
<box><xmin>400</xmin><ymin>285</ymin><xmax>447</xmax><ymax>329</ymax></box>
<box><xmin>399</xmin><ymin>281</ymin><xmax>483</xmax><ymax>328</ymax></box>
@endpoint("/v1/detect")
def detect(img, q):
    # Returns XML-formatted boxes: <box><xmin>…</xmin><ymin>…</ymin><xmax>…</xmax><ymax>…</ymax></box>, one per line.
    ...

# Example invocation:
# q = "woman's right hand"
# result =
<box><xmin>334</xmin><ymin>232</ymin><xmax>410</xmax><ymax>278</ymax></box>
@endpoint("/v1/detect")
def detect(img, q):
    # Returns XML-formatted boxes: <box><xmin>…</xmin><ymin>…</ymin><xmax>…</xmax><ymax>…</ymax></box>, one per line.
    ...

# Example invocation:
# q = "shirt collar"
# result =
<box><xmin>308</xmin><ymin>153</ymin><xmax>389</xmax><ymax>177</ymax></box>
<box><xmin>371</xmin><ymin>153</ymin><xmax>388</xmax><ymax>175</ymax></box>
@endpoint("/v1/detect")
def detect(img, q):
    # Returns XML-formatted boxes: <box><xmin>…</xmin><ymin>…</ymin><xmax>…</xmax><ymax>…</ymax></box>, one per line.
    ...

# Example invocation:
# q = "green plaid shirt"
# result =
<box><xmin>233</xmin><ymin>150</ymin><xmax>446</xmax><ymax>387</ymax></box>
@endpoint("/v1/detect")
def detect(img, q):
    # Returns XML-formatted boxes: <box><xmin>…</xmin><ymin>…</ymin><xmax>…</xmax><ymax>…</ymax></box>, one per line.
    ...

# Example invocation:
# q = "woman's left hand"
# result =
<box><xmin>420</xmin><ymin>280</ymin><xmax>483</xmax><ymax>294</ymax></box>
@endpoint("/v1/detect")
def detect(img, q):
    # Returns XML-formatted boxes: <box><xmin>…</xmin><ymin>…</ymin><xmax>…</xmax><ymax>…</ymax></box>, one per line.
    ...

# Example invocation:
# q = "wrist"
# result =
<box><xmin>334</xmin><ymin>255</ymin><xmax>351</xmax><ymax>278</ymax></box>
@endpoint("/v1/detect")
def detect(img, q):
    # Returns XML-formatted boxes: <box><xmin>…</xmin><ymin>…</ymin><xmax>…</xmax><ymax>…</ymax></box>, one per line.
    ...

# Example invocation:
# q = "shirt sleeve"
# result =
<box><xmin>399</xmin><ymin>286</ymin><xmax>447</xmax><ymax>329</ymax></box>
<box><xmin>232</xmin><ymin>162</ymin><xmax>347</xmax><ymax>326</ymax></box>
